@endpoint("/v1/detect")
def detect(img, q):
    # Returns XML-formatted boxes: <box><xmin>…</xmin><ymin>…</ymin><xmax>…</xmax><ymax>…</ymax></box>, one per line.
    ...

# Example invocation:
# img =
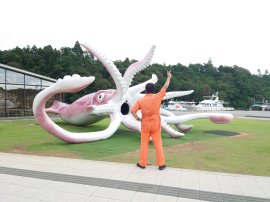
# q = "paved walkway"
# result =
<box><xmin>0</xmin><ymin>153</ymin><xmax>269</xmax><ymax>202</ymax></box>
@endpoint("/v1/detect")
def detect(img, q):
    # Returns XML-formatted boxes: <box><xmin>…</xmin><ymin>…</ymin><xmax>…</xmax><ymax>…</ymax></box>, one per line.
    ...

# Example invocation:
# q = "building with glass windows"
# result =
<box><xmin>0</xmin><ymin>63</ymin><xmax>62</xmax><ymax>117</ymax></box>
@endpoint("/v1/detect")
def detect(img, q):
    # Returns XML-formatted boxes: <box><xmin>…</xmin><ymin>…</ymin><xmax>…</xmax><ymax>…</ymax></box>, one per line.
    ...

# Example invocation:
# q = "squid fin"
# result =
<box><xmin>45</xmin><ymin>100</ymin><xmax>69</xmax><ymax>114</ymax></box>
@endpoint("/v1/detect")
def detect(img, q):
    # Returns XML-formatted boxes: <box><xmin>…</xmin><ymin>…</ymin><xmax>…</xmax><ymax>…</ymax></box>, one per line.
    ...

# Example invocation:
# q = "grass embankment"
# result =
<box><xmin>0</xmin><ymin>118</ymin><xmax>269</xmax><ymax>176</ymax></box>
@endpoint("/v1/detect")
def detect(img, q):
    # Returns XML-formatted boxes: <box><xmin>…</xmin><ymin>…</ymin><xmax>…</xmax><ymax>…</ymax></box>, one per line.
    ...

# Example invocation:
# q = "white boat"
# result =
<box><xmin>195</xmin><ymin>92</ymin><xmax>234</xmax><ymax>111</ymax></box>
<box><xmin>165</xmin><ymin>101</ymin><xmax>188</xmax><ymax>111</ymax></box>
<box><xmin>165</xmin><ymin>100</ymin><xmax>198</xmax><ymax>111</ymax></box>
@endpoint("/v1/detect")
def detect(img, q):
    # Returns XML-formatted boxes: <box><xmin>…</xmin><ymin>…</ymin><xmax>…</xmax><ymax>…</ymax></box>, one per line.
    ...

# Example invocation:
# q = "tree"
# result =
<box><xmin>1</xmin><ymin>42</ymin><xmax>270</xmax><ymax>108</ymax></box>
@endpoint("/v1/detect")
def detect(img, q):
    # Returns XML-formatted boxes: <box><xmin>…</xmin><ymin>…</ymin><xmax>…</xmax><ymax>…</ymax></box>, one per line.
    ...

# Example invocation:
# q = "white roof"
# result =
<box><xmin>0</xmin><ymin>63</ymin><xmax>57</xmax><ymax>82</ymax></box>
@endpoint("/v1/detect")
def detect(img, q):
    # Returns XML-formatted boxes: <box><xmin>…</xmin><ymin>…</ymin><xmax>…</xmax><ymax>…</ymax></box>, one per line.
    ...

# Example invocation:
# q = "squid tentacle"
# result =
<box><xmin>161</xmin><ymin>121</ymin><xmax>185</xmax><ymax>137</ymax></box>
<box><xmin>161</xmin><ymin>113</ymin><xmax>233</xmax><ymax>124</ymax></box>
<box><xmin>176</xmin><ymin>124</ymin><xmax>193</xmax><ymax>132</ymax></box>
<box><xmin>91</xmin><ymin>103</ymin><xmax>117</xmax><ymax>114</ymax></box>
<box><xmin>162</xmin><ymin>90</ymin><xmax>194</xmax><ymax>100</ymax></box>
<box><xmin>80</xmin><ymin>43</ymin><xmax>127</xmax><ymax>102</ymax></box>
<box><xmin>160</xmin><ymin>108</ymin><xmax>174</xmax><ymax>116</ymax></box>
<box><xmin>137</xmin><ymin>90</ymin><xmax>194</xmax><ymax>102</ymax></box>
<box><xmin>121</xmin><ymin>114</ymin><xmax>185</xmax><ymax>138</ymax></box>
<box><xmin>33</xmin><ymin>75</ymin><xmax>122</xmax><ymax>143</ymax></box>
<box><xmin>123</xmin><ymin>46</ymin><xmax>156</xmax><ymax>87</ymax></box>
<box><xmin>121</xmin><ymin>115</ymin><xmax>141</xmax><ymax>132</ymax></box>
<box><xmin>128</xmin><ymin>74</ymin><xmax>158</xmax><ymax>100</ymax></box>
<box><xmin>160</xmin><ymin>108</ymin><xmax>193</xmax><ymax>132</ymax></box>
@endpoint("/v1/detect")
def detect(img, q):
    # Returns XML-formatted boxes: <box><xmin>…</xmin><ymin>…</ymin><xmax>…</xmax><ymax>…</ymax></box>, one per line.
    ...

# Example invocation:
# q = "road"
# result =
<box><xmin>172</xmin><ymin>110</ymin><xmax>270</xmax><ymax>119</ymax></box>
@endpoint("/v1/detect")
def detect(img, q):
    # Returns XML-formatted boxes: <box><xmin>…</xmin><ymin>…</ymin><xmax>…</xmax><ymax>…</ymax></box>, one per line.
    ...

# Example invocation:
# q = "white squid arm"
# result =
<box><xmin>33</xmin><ymin>75</ymin><xmax>122</xmax><ymax>143</ymax></box>
<box><xmin>91</xmin><ymin>103</ymin><xmax>117</xmax><ymax>114</ymax></box>
<box><xmin>137</xmin><ymin>90</ymin><xmax>194</xmax><ymax>100</ymax></box>
<box><xmin>162</xmin><ymin>90</ymin><xmax>194</xmax><ymax>100</ymax></box>
<box><xmin>161</xmin><ymin>113</ymin><xmax>234</xmax><ymax>124</ymax></box>
<box><xmin>160</xmin><ymin>108</ymin><xmax>175</xmax><ymax>116</ymax></box>
<box><xmin>121</xmin><ymin>115</ymin><xmax>141</xmax><ymax>132</ymax></box>
<box><xmin>161</xmin><ymin>121</ymin><xmax>185</xmax><ymax>137</ymax></box>
<box><xmin>160</xmin><ymin>108</ymin><xmax>193</xmax><ymax>132</ymax></box>
<box><xmin>128</xmin><ymin>74</ymin><xmax>158</xmax><ymax>100</ymax></box>
<box><xmin>123</xmin><ymin>46</ymin><xmax>156</xmax><ymax>87</ymax></box>
<box><xmin>80</xmin><ymin>43</ymin><xmax>127</xmax><ymax>102</ymax></box>
<box><xmin>121</xmin><ymin>114</ymin><xmax>184</xmax><ymax>138</ymax></box>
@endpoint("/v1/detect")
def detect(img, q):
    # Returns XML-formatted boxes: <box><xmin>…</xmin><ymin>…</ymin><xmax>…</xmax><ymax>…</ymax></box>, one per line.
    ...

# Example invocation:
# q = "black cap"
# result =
<box><xmin>145</xmin><ymin>83</ymin><xmax>155</xmax><ymax>93</ymax></box>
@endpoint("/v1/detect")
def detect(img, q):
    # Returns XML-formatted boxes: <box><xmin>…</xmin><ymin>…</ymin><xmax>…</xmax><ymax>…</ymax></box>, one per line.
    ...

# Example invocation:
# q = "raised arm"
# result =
<box><xmin>163</xmin><ymin>70</ymin><xmax>172</xmax><ymax>90</ymax></box>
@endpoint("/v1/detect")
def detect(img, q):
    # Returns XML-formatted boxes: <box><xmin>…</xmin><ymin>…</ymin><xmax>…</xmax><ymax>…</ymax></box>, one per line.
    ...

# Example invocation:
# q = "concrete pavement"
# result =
<box><xmin>0</xmin><ymin>152</ymin><xmax>269</xmax><ymax>202</ymax></box>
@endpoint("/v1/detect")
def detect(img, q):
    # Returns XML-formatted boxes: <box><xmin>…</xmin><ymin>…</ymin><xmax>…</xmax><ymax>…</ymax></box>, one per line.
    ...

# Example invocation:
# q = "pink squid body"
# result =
<box><xmin>46</xmin><ymin>89</ymin><xmax>115</xmax><ymax>125</ymax></box>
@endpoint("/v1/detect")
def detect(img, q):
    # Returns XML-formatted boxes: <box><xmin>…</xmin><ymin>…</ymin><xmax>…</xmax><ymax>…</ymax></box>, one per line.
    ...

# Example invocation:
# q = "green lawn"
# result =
<box><xmin>0</xmin><ymin>118</ymin><xmax>269</xmax><ymax>176</ymax></box>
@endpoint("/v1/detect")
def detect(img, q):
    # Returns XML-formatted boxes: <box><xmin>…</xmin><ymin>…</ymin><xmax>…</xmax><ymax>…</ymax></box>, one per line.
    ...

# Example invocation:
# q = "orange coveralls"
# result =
<box><xmin>131</xmin><ymin>87</ymin><xmax>166</xmax><ymax>166</ymax></box>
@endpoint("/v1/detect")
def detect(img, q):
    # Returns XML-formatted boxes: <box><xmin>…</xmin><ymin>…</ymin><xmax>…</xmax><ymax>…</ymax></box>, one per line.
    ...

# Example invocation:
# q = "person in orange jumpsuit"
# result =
<box><xmin>131</xmin><ymin>71</ymin><xmax>172</xmax><ymax>170</ymax></box>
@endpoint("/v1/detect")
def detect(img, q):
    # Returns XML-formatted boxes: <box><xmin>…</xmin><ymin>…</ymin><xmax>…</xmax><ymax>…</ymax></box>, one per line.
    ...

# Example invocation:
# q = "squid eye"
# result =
<box><xmin>97</xmin><ymin>93</ymin><xmax>105</xmax><ymax>101</ymax></box>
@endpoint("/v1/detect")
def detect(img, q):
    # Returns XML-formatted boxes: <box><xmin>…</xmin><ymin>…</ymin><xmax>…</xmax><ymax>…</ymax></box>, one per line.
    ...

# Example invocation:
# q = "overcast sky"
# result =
<box><xmin>1</xmin><ymin>0</ymin><xmax>269</xmax><ymax>74</ymax></box>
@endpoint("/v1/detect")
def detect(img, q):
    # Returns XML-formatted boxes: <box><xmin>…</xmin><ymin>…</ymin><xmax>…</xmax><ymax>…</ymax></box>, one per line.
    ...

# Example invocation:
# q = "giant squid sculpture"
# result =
<box><xmin>33</xmin><ymin>44</ymin><xmax>233</xmax><ymax>143</ymax></box>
